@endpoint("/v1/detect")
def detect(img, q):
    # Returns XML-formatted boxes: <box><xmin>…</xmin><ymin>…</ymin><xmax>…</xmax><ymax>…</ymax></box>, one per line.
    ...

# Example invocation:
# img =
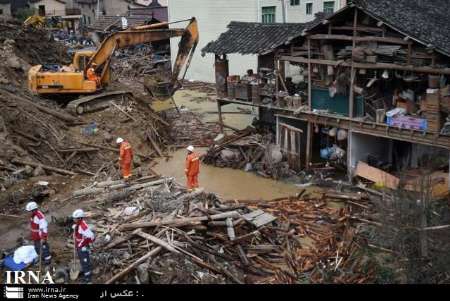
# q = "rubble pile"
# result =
<box><xmin>203</xmin><ymin>128</ymin><xmax>295</xmax><ymax>179</ymax></box>
<box><xmin>166</xmin><ymin>108</ymin><xmax>221</xmax><ymax>148</ymax></box>
<box><xmin>63</xmin><ymin>175</ymin><xmax>376</xmax><ymax>284</ymax></box>
<box><xmin>0</xmin><ymin>21</ymin><xmax>70</xmax><ymax>87</ymax></box>
<box><xmin>111</xmin><ymin>45</ymin><xmax>171</xmax><ymax>81</ymax></box>
<box><xmin>0</xmin><ymin>23</ymin><xmax>174</xmax><ymax>211</ymax></box>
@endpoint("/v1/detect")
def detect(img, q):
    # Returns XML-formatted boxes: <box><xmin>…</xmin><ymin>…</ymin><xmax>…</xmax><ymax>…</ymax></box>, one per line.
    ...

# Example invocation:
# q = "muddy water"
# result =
<box><xmin>153</xmin><ymin>90</ymin><xmax>309</xmax><ymax>200</ymax></box>
<box><xmin>154</xmin><ymin>148</ymin><xmax>306</xmax><ymax>200</ymax></box>
<box><xmin>152</xmin><ymin>89</ymin><xmax>255</xmax><ymax>131</ymax></box>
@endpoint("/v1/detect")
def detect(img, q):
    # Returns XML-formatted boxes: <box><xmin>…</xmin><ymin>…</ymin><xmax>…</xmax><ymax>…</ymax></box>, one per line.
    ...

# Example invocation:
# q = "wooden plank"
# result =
<box><xmin>135</xmin><ymin>230</ymin><xmax>180</xmax><ymax>254</ymax></box>
<box><xmin>146</xmin><ymin>131</ymin><xmax>163</xmax><ymax>157</ymax></box>
<box><xmin>279</xmin><ymin>56</ymin><xmax>450</xmax><ymax>75</ymax></box>
<box><xmin>253</xmin><ymin>213</ymin><xmax>277</xmax><ymax>228</ymax></box>
<box><xmin>355</xmin><ymin>161</ymin><xmax>399</xmax><ymax>189</ymax></box>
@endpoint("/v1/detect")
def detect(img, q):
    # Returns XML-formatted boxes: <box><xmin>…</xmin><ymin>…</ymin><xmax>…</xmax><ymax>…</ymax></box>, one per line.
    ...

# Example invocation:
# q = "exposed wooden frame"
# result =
<box><xmin>279</xmin><ymin>56</ymin><xmax>450</xmax><ymax>75</ymax></box>
<box><xmin>306</xmin><ymin>37</ymin><xmax>312</xmax><ymax>169</ymax></box>
<box><xmin>330</xmin><ymin>25</ymin><xmax>384</xmax><ymax>34</ymax></box>
<box><xmin>309</xmin><ymin>34</ymin><xmax>409</xmax><ymax>45</ymax></box>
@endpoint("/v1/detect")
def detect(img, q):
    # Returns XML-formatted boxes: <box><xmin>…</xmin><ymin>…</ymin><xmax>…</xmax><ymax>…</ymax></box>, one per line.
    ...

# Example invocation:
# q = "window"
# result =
<box><xmin>262</xmin><ymin>6</ymin><xmax>276</xmax><ymax>23</ymax></box>
<box><xmin>306</xmin><ymin>2</ymin><xmax>313</xmax><ymax>15</ymax></box>
<box><xmin>290</xmin><ymin>0</ymin><xmax>300</xmax><ymax>5</ymax></box>
<box><xmin>0</xmin><ymin>9</ymin><xmax>3</xmax><ymax>15</ymax></box>
<box><xmin>323</xmin><ymin>1</ymin><xmax>335</xmax><ymax>13</ymax></box>
<box><xmin>38</xmin><ymin>5</ymin><xmax>45</xmax><ymax>16</ymax></box>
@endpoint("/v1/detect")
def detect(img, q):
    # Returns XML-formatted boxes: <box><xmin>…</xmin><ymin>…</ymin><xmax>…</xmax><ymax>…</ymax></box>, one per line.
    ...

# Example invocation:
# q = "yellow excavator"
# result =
<box><xmin>23</xmin><ymin>15</ymin><xmax>46</xmax><ymax>28</ymax></box>
<box><xmin>28</xmin><ymin>18</ymin><xmax>199</xmax><ymax>114</ymax></box>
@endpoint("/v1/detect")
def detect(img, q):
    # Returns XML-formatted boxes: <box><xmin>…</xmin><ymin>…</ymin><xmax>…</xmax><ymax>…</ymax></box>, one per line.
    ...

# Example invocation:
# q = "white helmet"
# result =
<box><xmin>72</xmin><ymin>209</ymin><xmax>85</xmax><ymax>219</ymax></box>
<box><xmin>25</xmin><ymin>201</ymin><xmax>38</xmax><ymax>211</ymax></box>
<box><xmin>186</xmin><ymin>145</ymin><xmax>194</xmax><ymax>152</ymax></box>
<box><xmin>116</xmin><ymin>137</ymin><xmax>124</xmax><ymax>144</ymax></box>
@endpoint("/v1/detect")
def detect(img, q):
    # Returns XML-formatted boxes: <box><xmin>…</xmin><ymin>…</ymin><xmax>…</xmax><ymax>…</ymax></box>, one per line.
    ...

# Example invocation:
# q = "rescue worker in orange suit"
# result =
<box><xmin>117</xmin><ymin>137</ymin><xmax>133</xmax><ymax>181</ymax></box>
<box><xmin>25</xmin><ymin>201</ymin><xmax>52</xmax><ymax>265</ymax></box>
<box><xmin>86</xmin><ymin>63</ymin><xmax>100</xmax><ymax>87</ymax></box>
<box><xmin>185</xmin><ymin>145</ymin><xmax>200</xmax><ymax>191</ymax></box>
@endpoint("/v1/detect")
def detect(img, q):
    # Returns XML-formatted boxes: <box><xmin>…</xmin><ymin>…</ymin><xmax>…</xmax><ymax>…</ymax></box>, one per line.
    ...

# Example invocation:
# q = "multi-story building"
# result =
<box><xmin>259</xmin><ymin>0</ymin><xmax>347</xmax><ymax>23</ymax></box>
<box><xmin>168</xmin><ymin>0</ymin><xmax>348</xmax><ymax>82</ymax></box>
<box><xmin>205</xmin><ymin>0</ymin><xmax>450</xmax><ymax>192</ymax></box>
<box><xmin>28</xmin><ymin>0</ymin><xmax>66</xmax><ymax>17</ymax></box>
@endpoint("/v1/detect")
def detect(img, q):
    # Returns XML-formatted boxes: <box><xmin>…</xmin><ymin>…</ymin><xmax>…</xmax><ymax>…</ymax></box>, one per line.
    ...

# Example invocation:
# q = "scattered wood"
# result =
<box><xmin>355</xmin><ymin>161</ymin><xmax>400</xmax><ymax>189</ymax></box>
<box><xmin>11</xmin><ymin>158</ymin><xmax>76</xmax><ymax>176</ymax></box>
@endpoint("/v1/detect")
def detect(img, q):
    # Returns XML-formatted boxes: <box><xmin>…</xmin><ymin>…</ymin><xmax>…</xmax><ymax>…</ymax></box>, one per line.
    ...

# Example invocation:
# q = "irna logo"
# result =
<box><xmin>5</xmin><ymin>271</ymin><xmax>54</xmax><ymax>284</ymax></box>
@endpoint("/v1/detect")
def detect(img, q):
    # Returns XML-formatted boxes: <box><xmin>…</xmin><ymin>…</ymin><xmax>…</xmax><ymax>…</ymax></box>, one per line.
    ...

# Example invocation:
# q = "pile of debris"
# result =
<box><xmin>165</xmin><ymin>108</ymin><xmax>221</xmax><ymax>148</ymax></box>
<box><xmin>61</xmin><ymin>174</ymin><xmax>376</xmax><ymax>284</ymax></box>
<box><xmin>0</xmin><ymin>21</ymin><xmax>70</xmax><ymax>87</ymax></box>
<box><xmin>111</xmin><ymin>45</ymin><xmax>171</xmax><ymax>81</ymax></box>
<box><xmin>0</xmin><ymin>22</ymin><xmax>175</xmax><ymax>210</ymax></box>
<box><xmin>202</xmin><ymin>129</ymin><xmax>295</xmax><ymax>179</ymax></box>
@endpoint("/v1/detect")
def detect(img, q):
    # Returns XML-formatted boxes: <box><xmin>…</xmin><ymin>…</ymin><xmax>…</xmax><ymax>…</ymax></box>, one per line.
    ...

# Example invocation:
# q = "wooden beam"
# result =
<box><xmin>330</xmin><ymin>25</ymin><xmax>384</xmax><ymax>33</ymax></box>
<box><xmin>349</xmin><ymin>7</ymin><xmax>358</xmax><ymax>119</ymax></box>
<box><xmin>11</xmin><ymin>158</ymin><xmax>76</xmax><ymax>176</ymax></box>
<box><xmin>306</xmin><ymin>37</ymin><xmax>312</xmax><ymax>170</ymax></box>
<box><xmin>105</xmin><ymin>246</ymin><xmax>162</xmax><ymax>284</ymax></box>
<box><xmin>308</xmin><ymin>34</ymin><xmax>409</xmax><ymax>45</ymax></box>
<box><xmin>279</xmin><ymin>56</ymin><xmax>450</xmax><ymax>75</ymax></box>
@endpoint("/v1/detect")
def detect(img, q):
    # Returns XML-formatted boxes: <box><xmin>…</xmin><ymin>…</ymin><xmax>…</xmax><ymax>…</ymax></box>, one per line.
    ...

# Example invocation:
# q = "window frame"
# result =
<box><xmin>261</xmin><ymin>6</ymin><xmax>276</xmax><ymax>24</ymax></box>
<box><xmin>306</xmin><ymin>2</ymin><xmax>313</xmax><ymax>15</ymax></box>
<box><xmin>323</xmin><ymin>1</ymin><xmax>335</xmax><ymax>14</ymax></box>
<box><xmin>290</xmin><ymin>0</ymin><xmax>300</xmax><ymax>6</ymax></box>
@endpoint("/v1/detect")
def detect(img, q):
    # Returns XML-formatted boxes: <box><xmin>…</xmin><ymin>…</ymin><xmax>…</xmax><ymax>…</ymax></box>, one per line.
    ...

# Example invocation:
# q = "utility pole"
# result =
<box><xmin>96</xmin><ymin>0</ymin><xmax>100</xmax><ymax>18</ymax></box>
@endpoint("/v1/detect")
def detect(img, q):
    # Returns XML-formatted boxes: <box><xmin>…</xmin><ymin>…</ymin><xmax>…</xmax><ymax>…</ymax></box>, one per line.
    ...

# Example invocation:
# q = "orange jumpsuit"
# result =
<box><xmin>119</xmin><ymin>141</ymin><xmax>133</xmax><ymax>179</ymax></box>
<box><xmin>86</xmin><ymin>67</ymin><xmax>100</xmax><ymax>86</ymax></box>
<box><xmin>185</xmin><ymin>152</ymin><xmax>200</xmax><ymax>190</ymax></box>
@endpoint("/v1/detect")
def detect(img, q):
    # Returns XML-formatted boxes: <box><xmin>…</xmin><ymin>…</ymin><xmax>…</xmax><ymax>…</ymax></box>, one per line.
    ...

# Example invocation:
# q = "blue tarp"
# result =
<box><xmin>3</xmin><ymin>256</ymin><xmax>29</xmax><ymax>271</ymax></box>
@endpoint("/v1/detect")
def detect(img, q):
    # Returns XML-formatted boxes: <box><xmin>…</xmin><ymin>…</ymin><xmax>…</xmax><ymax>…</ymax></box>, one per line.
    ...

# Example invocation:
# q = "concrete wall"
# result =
<box><xmin>103</xmin><ymin>0</ymin><xmax>131</xmax><ymax>16</ymax></box>
<box><xmin>0</xmin><ymin>3</ymin><xmax>11</xmax><ymax>18</ymax></box>
<box><xmin>168</xmin><ymin>0</ymin><xmax>259</xmax><ymax>83</ymax></box>
<box><xmin>260</xmin><ymin>0</ymin><xmax>347</xmax><ymax>23</ymax></box>
<box><xmin>349</xmin><ymin>132</ymin><xmax>392</xmax><ymax>171</ymax></box>
<box><xmin>30</xmin><ymin>0</ymin><xmax>66</xmax><ymax>16</ymax></box>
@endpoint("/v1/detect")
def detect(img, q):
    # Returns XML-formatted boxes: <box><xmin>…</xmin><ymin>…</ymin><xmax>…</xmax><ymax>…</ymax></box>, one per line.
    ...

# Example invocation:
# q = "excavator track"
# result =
<box><xmin>66</xmin><ymin>91</ymin><xmax>132</xmax><ymax>115</ymax></box>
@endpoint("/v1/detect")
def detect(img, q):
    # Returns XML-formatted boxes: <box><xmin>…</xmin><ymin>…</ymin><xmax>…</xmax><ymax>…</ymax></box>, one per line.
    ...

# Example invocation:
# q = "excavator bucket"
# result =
<box><xmin>144</xmin><ymin>17</ymin><xmax>198</xmax><ymax>102</ymax></box>
<box><xmin>143</xmin><ymin>74</ymin><xmax>172</xmax><ymax>99</ymax></box>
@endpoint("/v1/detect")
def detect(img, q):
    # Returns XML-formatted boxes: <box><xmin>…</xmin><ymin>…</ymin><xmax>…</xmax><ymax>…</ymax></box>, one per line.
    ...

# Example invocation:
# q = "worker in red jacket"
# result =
<box><xmin>26</xmin><ymin>201</ymin><xmax>52</xmax><ymax>265</ymax></box>
<box><xmin>72</xmin><ymin>209</ymin><xmax>95</xmax><ymax>283</ymax></box>
<box><xmin>117</xmin><ymin>137</ymin><xmax>133</xmax><ymax>181</ymax></box>
<box><xmin>185</xmin><ymin>145</ymin><xmax>200</xmax><ymax>191</ymax></box>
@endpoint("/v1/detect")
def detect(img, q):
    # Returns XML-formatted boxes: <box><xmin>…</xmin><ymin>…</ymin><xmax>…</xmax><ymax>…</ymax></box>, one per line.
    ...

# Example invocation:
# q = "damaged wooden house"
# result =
<box><xmin>203</xmin><ymin>0</ymin><xmax>450</xmax><ymax>196</ymax></box>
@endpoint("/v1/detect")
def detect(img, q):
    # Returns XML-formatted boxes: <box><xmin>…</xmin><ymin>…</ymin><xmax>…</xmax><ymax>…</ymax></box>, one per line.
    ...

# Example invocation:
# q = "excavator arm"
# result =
<box><xmin>87</xmin><ymin>17</ymin><xmax>199</xmax><ymax>96</ymax></box>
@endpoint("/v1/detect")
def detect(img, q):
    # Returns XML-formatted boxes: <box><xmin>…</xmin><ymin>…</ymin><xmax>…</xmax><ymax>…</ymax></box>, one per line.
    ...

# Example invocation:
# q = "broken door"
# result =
<box><xmin>279</xmin><ymin>123</ymin><xmax>302</xmax><ymax>171</ymax></box>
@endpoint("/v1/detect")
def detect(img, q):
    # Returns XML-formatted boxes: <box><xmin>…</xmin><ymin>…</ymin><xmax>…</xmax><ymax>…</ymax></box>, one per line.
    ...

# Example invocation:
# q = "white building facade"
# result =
<box><xmin>259</xmin><ymin>0</ymin><xmax>347</xmax><ymax>23</ymax></box>
<box><xmin>168</xmin><ymin>0</ymin><xmax>348</xmax><ymax>83</ymax></box>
